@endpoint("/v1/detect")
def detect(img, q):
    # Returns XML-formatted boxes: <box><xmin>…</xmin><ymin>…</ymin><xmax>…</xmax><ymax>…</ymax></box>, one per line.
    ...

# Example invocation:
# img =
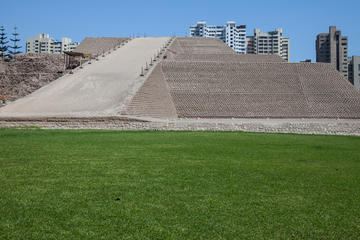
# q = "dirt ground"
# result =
<box><xmin>0</xmin><ymin>54</ymin><xmax>65</xmax><ymax>102</ymax></box>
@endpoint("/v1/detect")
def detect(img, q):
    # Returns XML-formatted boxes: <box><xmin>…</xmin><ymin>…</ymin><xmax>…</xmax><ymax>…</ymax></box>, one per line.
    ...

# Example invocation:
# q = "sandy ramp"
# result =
<box><xmin>0</xmin><ymin>37</ymin><xmax>170</xmax><ymax>117</ymax></box>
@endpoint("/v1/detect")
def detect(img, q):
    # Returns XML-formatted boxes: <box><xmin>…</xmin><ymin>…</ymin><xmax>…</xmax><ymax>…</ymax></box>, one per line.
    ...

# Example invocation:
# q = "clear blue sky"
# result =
<box><xmin>1</xmin><ymin>0</ymin><xmax>359</xmax><ymax>62</ymax></box>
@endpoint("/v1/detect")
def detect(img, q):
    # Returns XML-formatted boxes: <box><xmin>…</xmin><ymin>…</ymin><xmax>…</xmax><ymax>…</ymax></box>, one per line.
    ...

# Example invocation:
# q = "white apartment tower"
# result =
<box><xmin>246</xmin><ymin>28</ymin><xmax>290</xmax><ymax>62</ymax></box>
<box><xmin>26</xmin><ymin>34</ymin><xmax>79</xmax><ymax>54</ymax></box>
<box><xmin>225</xmin><ymin>22</ymin><xmax>247</xmax><ymax>54</ymax></box>
<box><xmin>190</xmin><ymin>21</ymin><xmax>246</xmax><ymax>54</ymax></box>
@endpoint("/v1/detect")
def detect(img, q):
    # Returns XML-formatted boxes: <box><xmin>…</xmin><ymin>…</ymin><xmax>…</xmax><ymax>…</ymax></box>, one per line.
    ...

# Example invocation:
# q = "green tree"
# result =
<box><xmin>0</xmin><ymin>26</ymin><xmax>8</xmax><ymax>60</ymax></box>
<box><xmin>8</xmin><ymin>26</ymin><xmax>21</xmax><ymax>61</ymax></box>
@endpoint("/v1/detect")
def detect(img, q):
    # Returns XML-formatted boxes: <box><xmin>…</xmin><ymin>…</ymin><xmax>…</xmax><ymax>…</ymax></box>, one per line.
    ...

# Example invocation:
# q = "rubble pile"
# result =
<box><xmin>0</xmin><ymin>54</ymin><xmax>65</xmax><ymax>101</ymax></box>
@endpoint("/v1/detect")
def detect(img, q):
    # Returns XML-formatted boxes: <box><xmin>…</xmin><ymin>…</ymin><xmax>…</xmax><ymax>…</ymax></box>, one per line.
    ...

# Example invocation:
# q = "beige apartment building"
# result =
<box><xmin>246</xmin><ymin>28</ymin><xmax>290</xmax><ymax>62</ymax></box>
<box><xmin>26</xmin><ymin>34</ymin><xmax>79</xmax><ymax>54</ymax></box>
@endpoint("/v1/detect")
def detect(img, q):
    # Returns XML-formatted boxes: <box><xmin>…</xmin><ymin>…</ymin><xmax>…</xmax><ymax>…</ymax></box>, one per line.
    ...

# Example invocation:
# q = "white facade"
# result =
<box><xmin>190</xmin><ymin>21</ymin><xmax>246</xmax><ymax>54</ymax></box>
<box><xmin>61</xmin><ymin>37</ymin><xmax>79</xmax><ymax>52</ymax></box>
<box><xmin>246</xmin><ymin>28</ymin><xmax>290</xmax><ymax>62</ymax></box>
<box><xmin>26</xmin><ymin>34</ymin><xmax>79</xmax><ymax>54</ymax></box>
<box><xmin>204</xmin><ymin>25</ymin><xmax>226</xmax><ymax>41</ymax></box>
<box><xmin>225</xmin><ymin>22</ymin><xmax>246</xmax><ymax>54</ymax></box>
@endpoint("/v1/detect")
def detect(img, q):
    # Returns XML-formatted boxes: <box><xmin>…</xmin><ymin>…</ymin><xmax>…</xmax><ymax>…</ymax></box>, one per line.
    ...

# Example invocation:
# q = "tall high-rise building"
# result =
<box><xmin>190</xmin><ymin>21</ymin><xmax>246</xmax><ymax>54</ymax></box>
<box><xmin>316</xmin><ymin>26</ymin><xmax>348</xmax><ymax>78</ymax></box>
<box><xmin>348</xmin><ymin>56</ymin><xmax>360</xmax><ymax>90</ymax></box>
<box><xmin>246</xmin><ymin>28</ymin><xmax>290</xmax><ymax>62</ymax></box>
<box><xmin>26</xmin><ymin>34</ymin><xmax>79</xmax><ymax>54</ymax></box>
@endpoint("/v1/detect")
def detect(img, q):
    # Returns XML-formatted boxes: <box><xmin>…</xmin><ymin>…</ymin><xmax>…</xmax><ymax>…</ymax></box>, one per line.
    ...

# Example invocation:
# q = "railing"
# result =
<box><xmin>140</xmin><ymin>37</ymin><xmax>175</xmax><ymax>77</ymax></box>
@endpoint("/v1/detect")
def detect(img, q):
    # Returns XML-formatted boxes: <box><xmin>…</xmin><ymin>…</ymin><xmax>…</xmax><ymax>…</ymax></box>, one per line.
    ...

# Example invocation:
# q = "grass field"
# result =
<box><xmin>0</xmin><ymin>129</ymin><xmax>360</xmax><ymax>239</ymax></box>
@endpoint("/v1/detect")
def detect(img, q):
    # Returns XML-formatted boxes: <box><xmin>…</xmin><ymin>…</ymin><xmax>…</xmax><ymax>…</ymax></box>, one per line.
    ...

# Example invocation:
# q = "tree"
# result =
<box><xmin>8</xmin><ymin>26</ymin><xmax>21</xmax><ymax>61</ymax></box>
<box><xmin>0</xmin><ymin>26</ymin><xmax>8</xmax><ymax>60</ymax></box>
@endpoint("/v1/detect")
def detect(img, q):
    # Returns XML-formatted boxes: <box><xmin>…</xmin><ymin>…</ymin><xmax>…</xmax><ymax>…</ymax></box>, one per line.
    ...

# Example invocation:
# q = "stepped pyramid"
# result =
<box><xmin>124</xmin><ymin>38</ymin><xmax>360</xmax><ymax>119</ymax></box>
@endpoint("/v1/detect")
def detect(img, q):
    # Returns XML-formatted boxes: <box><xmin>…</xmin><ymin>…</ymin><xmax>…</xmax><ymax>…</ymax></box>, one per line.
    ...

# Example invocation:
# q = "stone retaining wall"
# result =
<box><xmin>1</xmin><ymin>118</ymin><xmax>359</xmax><ymax>136</ymax></box>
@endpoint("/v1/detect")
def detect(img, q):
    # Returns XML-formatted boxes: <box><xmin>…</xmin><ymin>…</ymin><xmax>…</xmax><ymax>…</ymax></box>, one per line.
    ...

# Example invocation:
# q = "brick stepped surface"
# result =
<box><xmin>0</xmin><ymin>54</ymin><xmax>65</xmax><ymax>101</ymax></box>
<box><xmin>74</xmin><ymin>37</ymin><xmax>130</xmax><ymax>56</ymax></box>
<box><xmin>123</xmin><ymin>64</ymin><xmax>177</xmax><ymax>118</ymax></box>
<box><xmin>124</xmin><ymin>37</ymin><xmax>360</xmax><ymax>119</ymax></box>
<box><xmin>166</xmin><ymin>37</ymin><xmax>284</xmax><ymax>63</ymax></box>
<box><xmin>163</xmin><ymin>62</ymin><xmax>360</xmax><ymax>118</ymax></box>
<box><xmin>172</xmin><ymin>53</ymin><xmax>285</xmax><ymax>63</ymax></box>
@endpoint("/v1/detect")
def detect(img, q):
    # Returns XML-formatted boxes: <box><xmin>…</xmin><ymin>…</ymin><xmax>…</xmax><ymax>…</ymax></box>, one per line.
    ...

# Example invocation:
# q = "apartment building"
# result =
<box><xmin>316</xmin><ymin>26</ymin><xmax>348</xmax><ymax>78</ymax></box>
<box><xmin>26</xmin><ymin>34</ymin><xmax>79</xmax><ymax>54</ymax></box>
<box><xmin>190</xmin><ymin>22</ymin><xmax>226</xmax><ymax>41</ymax></box>
<box><xmin>225</xmin><ymin>22</ymin><xmax>246</xmax><ymax>54</ymax></box>
<box><xmin>246</xmin><ymin>28</ymin><xmax>290</xmax><ymax>62</ymax></box>
<box><xmin>348</xmin><ymin>56</ymin><xmax>360</xmax><ymax>90</ymax></box>
<box><xmin>190</xmin><ymin>21</ymin><xmax>246</xmax><ymax>54</ymax></box>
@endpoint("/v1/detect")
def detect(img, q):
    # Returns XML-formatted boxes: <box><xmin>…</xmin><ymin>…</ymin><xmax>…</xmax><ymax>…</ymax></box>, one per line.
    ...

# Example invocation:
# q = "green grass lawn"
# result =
<box><xmin>0</xmin><ymin>129</ymin><xmax>360</xmax><ymax>239</ymax></box>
